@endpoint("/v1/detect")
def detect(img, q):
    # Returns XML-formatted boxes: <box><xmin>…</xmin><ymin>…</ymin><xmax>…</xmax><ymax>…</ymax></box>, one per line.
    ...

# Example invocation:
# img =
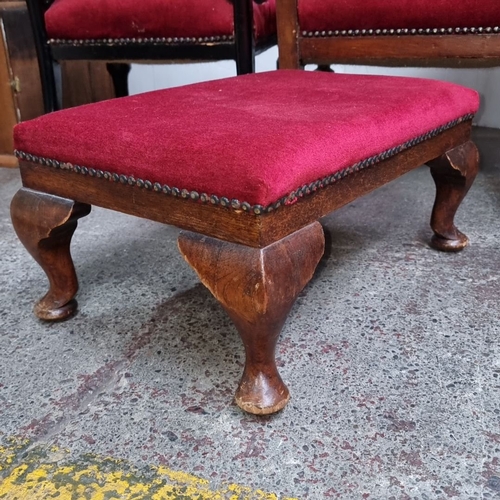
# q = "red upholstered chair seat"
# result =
<box><xmin>14</xmin><ymin>71</ymin><xmax>478</xmax><ymax>212</ymax></box>
<box><xmin>45</xmin><ymin>0</ymin><xmax>276</xmax><ymax>42</ymax></box>
<box><xmin>298</xmin><ymin>0</ymin><xmax>500</xmax><ymax>33</ymax></box>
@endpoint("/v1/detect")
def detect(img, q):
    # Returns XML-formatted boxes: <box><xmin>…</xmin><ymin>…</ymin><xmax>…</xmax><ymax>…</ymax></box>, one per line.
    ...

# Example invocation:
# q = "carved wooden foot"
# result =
<box><xmin>178</xmin><ymin>222</ymin><xmax>325</xmax><ymax>415</ymax></box>
<box><xmin>428</xmin><ymin>140</ymin><xmax>479</xmax><ymax>252</ymax></box>
<box><xmin>10</xmin><ymin>188</ymin><xmax>91</xmax><ymax>321</ymax></box>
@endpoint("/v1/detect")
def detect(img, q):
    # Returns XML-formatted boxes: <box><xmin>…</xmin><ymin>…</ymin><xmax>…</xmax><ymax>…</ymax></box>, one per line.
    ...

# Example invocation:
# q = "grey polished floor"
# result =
<box><xmin>0</xmin><ymin>128</ymin><xmax>499</xmax><ymax>499</ymax></box>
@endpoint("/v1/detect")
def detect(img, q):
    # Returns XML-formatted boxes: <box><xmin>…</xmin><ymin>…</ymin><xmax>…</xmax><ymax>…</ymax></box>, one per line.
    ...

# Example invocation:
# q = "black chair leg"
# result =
<box><xmin>234</xmin><ymin>0</ymin><xmax>255</xmax><ymax>75</ymax></box>
<box><xmin>236</xmin><ymin>51</ymin><xmax>255</xmax><ymax>75</ymax></box>
<box><xmin>106</xmin><ymin>63</ymin><xmax>131</xmax><ymax>98</ymax></box>
<box><xmin>52</xmin><ymin>61</ymin><xmax>63</xmax><ymax>110</ymax></box>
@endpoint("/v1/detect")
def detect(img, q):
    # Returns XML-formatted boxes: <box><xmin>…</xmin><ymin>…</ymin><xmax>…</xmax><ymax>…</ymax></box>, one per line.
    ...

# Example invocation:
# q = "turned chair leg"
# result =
<box><xmin>178</xmin><ymin>222</ymin><xmax>325</xmax><ymax>415</ymax></box>
<box><xmin>427</xmin><ymin>140</ymin><xmax>479</xmax><ymax>252</ymax></box>
<box><xmin>10</xmin><ymin>188</ymin><xmax>91</xmax><ymax>321</ymax></box>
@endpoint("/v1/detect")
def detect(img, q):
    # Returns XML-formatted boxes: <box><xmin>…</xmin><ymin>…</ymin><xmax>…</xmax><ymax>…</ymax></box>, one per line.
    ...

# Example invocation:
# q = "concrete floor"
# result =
<box><xmin>0</xmin><ymin>127</ymin><xmax>499</xmax><ymax>499</ymax></box>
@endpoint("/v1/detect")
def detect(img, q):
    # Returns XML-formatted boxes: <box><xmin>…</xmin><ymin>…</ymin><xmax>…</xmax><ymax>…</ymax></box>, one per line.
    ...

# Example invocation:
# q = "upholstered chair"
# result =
<box><xmin>277</xmin><ymin>0</ymin><xmax>500</xmax><ymax>69</ymax></box>
<box><xmin>27</xmin><ymin>0</ymin><xmax>276</xmax><ymax>112</ymax></box>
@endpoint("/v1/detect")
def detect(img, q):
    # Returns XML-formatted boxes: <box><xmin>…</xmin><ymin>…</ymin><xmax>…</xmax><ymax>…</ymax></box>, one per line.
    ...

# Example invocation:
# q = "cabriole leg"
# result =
<box><xmin>428</xmin><ymin>140</ymin><xmax>479</xmax><ymax>252</ymax></box>
<box><xmin>10</xmin><ymin>188</ymin><xmax>91</xmax><ymax>321</ymax></box>
<box><xmin>178</xmin><ymin>222</ymin><xmax>325</xmax><ymax>415</ymax></box>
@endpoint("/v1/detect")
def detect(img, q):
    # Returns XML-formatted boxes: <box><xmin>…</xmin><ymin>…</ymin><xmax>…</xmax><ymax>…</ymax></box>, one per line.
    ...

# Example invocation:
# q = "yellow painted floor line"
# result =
<box><xmin>0</xmin><ymin>437</ymin><xmax>298</xmax><ymax>500</ymax></box>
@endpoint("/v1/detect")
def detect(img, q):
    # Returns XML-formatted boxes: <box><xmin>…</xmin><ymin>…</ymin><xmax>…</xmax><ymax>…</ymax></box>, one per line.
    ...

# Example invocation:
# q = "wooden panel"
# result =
<box><xmin>0</xmin><ymin>1</ymin><xmax>42</xmax><ymax>166</ymax></box>
<box><xmin>1</xmin><ymin>2</ymin><xmax>44</xmax><ymax>121</ymax></box>
<box><xmin>0</xmin><ymin>17</ymin><xmax>17</xmax><ymax>159</ymax></box>
<box><xmin>61</xmin><ymin>61</ymin><xmax>115</xmax><ymax>109</ymax></box>
<box><xmin>0</xmin><ymin>154</ymin><xmax>18</xmax><ymax>167</ymax></box>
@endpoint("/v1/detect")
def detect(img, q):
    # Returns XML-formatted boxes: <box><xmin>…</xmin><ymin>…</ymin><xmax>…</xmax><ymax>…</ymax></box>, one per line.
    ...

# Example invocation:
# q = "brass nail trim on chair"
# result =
<box><xmin>302</xmin><ymin>26</ymin><xmax>500</xmax><ymax>38</ymax></box>
<box><xmin>14</xmin><ymin>113</ymin><xmax>473</xmax><ymax>216</ymax></box>
<box><xmin>48</xmin><ymin>35</ymin><xmax>234</xmax><ymax>46</ymax></box>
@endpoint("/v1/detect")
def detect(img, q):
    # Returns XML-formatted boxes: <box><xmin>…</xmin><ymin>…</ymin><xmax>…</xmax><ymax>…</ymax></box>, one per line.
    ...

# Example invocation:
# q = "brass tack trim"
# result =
<box><xmin>14</xmin><ymin>113</ymin><xmax>473</xmax><ymax>215</ymax></box>
<box><xmin>48</xmin><ymin>35</ymin><xmax>233</xmax><ymax>46</ymax></box>
<box><xmin>302</xmin><ymin>26</ymin><xmax>499</xmax><ymax>37</ymax></box>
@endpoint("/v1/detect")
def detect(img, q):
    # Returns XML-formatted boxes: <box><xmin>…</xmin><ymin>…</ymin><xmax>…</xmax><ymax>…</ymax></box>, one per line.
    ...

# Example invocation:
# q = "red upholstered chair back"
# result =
<box><xmin>27</xmin><ymin>0</ymin><xmax>276</xmax><ymax>113</ymax></box>
<box><xmin>277</xmin><ymin>0</ymin><xmax>500</xmax><ymax>69</ymax></box>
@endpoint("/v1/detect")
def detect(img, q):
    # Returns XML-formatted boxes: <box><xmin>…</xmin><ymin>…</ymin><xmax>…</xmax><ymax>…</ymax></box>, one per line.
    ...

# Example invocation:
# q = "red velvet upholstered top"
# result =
<box><xmin>298</xmin><ymin>0</ymin><xmax>500</xmax><ymax>32</ymax></box>
<box><xmin>45</xmin><ymin>0</ymin><xmax>276</xmax><ymax>41</ymax></box>
<box><xmin>14</xmin><ymin>71</ymin><xmax>478</xmax><ymax>208</ymax></box>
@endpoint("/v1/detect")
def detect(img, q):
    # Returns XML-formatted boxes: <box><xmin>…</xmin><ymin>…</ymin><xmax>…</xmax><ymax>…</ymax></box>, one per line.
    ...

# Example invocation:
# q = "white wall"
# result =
<box><xmin>129</xmin><ymin>46</ymin><xmax>500</xmax><ymax>128</ymax></box>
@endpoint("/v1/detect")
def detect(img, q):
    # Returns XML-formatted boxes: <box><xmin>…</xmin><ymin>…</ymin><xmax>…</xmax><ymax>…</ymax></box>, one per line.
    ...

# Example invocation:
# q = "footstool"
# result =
<box><xmin>11</xmin><ymin>70</ymin><xmax>479</xmax><ymax>415</ymax></box>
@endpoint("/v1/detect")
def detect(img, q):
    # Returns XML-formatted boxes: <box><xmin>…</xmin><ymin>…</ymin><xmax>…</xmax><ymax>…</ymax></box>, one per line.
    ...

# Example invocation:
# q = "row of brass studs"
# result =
<box><xmin>48</xmin><ymin>35</ymin><xmax>234</xmax><ymax>46</ymax></box>
<box><xmin>276</xmin><ymin>114</ymin><xmax>473</xmax><ymax>211</ymax></box>
<box><xmin>14</xmin><ymin>113</ymin><xmax>473</xmax><ymax>216</ymax></box>
<box><xmin>303</xmin><ymin>26</ymin><xmax>500</xmax><ymax>38</ymax></box>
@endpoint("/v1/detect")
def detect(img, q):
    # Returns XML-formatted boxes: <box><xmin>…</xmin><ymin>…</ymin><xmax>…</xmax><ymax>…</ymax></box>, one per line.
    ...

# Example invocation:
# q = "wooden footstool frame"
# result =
<box><xmin>10</xmin><ymin>115</ymin><xmax>478</xmax><ymax>415</ymax></box>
